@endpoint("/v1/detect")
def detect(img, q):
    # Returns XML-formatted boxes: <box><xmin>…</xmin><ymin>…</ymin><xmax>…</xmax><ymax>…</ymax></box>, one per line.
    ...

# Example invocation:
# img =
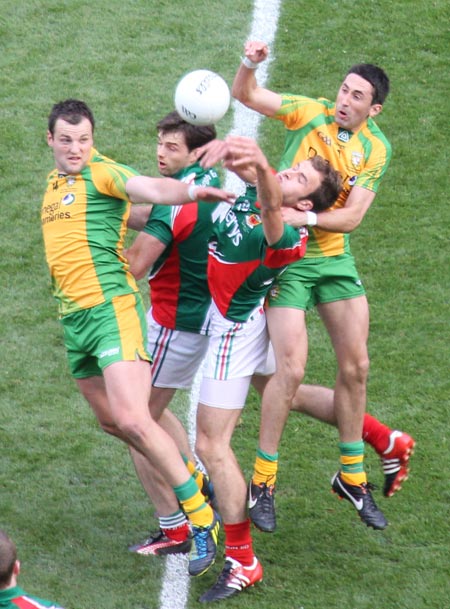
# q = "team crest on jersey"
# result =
<box><xmin>337</xmin><ymin>128</ymin><xmax>351</xmax><ymax>143</ymax></box>
<box><xmin>351</xmin><ymin>152</ymin><xmax>363</xmax><ymax>169</ymax></box>
<box><xmin>269</xmin><ymin>284</ymin><xmax>280</xmax><ymax>300</ymax></box>
<box><xmin>61</xmin><ymin>193</ymin><xmax>75</xmax><ymax>206</ymax></box>
<box><xmin>246</xmin><ymin>214</ymin><xmax>261</xmax><ymax>228</ymax></box>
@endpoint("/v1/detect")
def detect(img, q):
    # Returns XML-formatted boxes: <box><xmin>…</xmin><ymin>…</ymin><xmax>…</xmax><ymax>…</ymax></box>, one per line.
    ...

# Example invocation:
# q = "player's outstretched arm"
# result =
<box><xmin>124</xmin><ymin>231</ymin><xmax>166</xmax><ymax>280</ymax></box>
<box><xmin>126</xmin><ymin>175</ymin><xmax>235</xmax><ymax>205</ymax></box>
<box><xmin>231</xmin><ymin>40</ymin><xmax>282</xmax><ymax>116</ymax></box>
<box><xmin>127</xmin><ymin>204</ymin><xmax>153</xmax><ymax>231</ymax></box>
<box><xmin>198</xmin><ymin>137</ymin><xmax>258</xmax><ymax>184</ymax></box>
<box><xmin>255</xmin><ymin>157</ymin><xmax>284</xmax><ymax>246</ymax></box>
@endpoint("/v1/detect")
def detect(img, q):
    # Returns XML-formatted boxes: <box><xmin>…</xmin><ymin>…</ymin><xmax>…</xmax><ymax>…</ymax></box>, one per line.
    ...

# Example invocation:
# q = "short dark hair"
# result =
<box><xmin>347</xmin><ymin>64</ymin><xmax>390</xmax><ymax>105</ymax></box>
<box><xmin>157</xmin><ymin>111</ymin><xmax>216</xmax><ymax>151</ymax></box>
<box><xmin>0</xmin><ymin>530</ymin><xmax>17</xmax><ymax>588</ymax></box>
<box><xmin>305</xmin><ymin>156</ymin><xmax>342</xmax><ymax>212</ymax></box>
<box><xmin>48</xmin><ymin>99</ymin><xmax>95</xmax><ymax>136</ymax></box>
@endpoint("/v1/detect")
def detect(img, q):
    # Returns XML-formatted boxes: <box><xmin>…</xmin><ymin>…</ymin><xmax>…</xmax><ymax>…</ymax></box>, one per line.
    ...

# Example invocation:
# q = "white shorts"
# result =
<box><xmin>147</xmin><ymin>308</ymin><xmax>209</xmax><ymax>389</ymax></box>
<box><xmin>199</xmin><ymin>302</ymin><xmax>271</xmax><ymax>409</ymax></box>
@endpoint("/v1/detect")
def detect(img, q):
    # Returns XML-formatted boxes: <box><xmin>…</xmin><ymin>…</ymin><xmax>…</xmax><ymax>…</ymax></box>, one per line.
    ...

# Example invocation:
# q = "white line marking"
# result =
<box><xmin>159</xmin><ymin>2</ymin><xmax>281</xmax><ymax>607</ymax></box>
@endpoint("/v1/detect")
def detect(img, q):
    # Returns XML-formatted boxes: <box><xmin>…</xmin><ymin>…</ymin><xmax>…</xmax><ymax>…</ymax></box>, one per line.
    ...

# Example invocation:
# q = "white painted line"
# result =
<box><xmin>159</xmin><ymin>2</ymin><xmax>281</xmax><ymax>607</ymax></box>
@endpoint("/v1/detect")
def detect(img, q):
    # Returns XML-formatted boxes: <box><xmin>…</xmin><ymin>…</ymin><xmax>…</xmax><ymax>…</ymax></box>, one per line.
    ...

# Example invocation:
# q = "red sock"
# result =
<box><xmin>224</xmin><ymin>520</ymin><xmax>254</xmax><ymax>566</ymax></box>
<box><xmin>363</xmin><ymin>413</ymin><xmax>392</xmax><ymax>455</ymax></box>
<box><xmin>163</xmin><ymin>523</ymin><xmax>190</xmax><ymax>542</ymax></box>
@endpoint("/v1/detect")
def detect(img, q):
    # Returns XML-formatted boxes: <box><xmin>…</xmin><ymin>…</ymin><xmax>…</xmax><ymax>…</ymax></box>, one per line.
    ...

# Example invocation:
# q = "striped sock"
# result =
<box><xmin>159</xmin><ymin>510</ymin><xmax>189</xmax><ymax>542</ymax></box>
<box><xmin>252</xmin><ymin>448</ymin><xmax>278</xmax><ymax>486</ymax></box>
<box><xmin>182</xmin><ymin>454</ymin><xmax>206</xmax><ymax>493</ymax></box>
<box><xmin>339</xmin><ymin>440</ymin><xmax>367</xmax><ymax>486</ymax></box>
<box><xmin>173</xmin><ymin>477</ymin><xmax>213</xmax><ymax>528</ymax></box>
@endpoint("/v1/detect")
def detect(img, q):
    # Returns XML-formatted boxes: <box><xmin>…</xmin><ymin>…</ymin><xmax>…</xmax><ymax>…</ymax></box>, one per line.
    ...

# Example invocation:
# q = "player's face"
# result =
<box><xmin>277</xmin><ymin>160</ymin><xmax>321</xmax><ymax>207</ymax></box>
<box><xmin>47</xmin><ymin>117</ymin><xmax>93</xmax><ymax>175</ymax></box>
<box><xmin>335</xmin><ymin>73</ymin><xmax>380</xmax><ymax>130</ymax></box>
<box><xmin>156</xmin><ymin>131</ymin><xmax>197</xmax><ymax>176</ymax></box>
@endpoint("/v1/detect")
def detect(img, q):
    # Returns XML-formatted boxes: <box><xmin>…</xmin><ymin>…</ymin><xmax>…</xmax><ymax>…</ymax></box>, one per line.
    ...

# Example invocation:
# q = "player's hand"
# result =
<box><xmin>244</xmin><ymin>40</ymin><xmax>269</xmax><ymax>64</ymax></box>
<box><xmin>197</xmin><ymin>139</ymin><xmax>230</xmax><ymax>168</ymax></box>
<box><xmin>192</xmin><ymin>184</ymin><xmax>236</xmax><ymax>204</ymax></box>
<box><xmin>281</xmin><ymin>207</ymin><xmax>308</xmax><ymax>227</ymax></box>
<box><xmin>222</xmin><ymin>136</ymin><xmax>269</xmax><ymax>171</ymax></box>
<box><xmin>199</xmin><ymin>136</ymin><xmax>268</xmax><ymax>171</ymax></box>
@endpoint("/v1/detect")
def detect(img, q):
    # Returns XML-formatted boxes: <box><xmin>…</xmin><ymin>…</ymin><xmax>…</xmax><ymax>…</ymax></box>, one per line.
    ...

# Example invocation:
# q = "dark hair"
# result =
<box><xmin>0</xmin><ymin>530</ymin><xmax>17</xmax><ymax>588</ymax></box>
<box><xmin>48</xmin><ymin>99</ymin><xmax>95</xmax><ymax>136</ymax></box>
<box><xmin>157</xmin><ymin>111</ymin><xmax>216</xmax><ymax>151</ymax></box>
<box><xmin>346</xmin><ymin>64</ymin><xmax>390</xmax><ymax>105</ymax></box>
<box><xmin>306</xmin><ymin>156</ymin><xmax>342</xmax><ymax>212</ymax></box>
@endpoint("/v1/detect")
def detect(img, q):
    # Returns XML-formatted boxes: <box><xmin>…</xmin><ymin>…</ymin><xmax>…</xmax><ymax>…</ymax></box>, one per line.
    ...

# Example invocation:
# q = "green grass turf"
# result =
<box><xmin>1</xmin><ymin>0</ymin><xmax>449</xmax><ymax>607</ymax></box>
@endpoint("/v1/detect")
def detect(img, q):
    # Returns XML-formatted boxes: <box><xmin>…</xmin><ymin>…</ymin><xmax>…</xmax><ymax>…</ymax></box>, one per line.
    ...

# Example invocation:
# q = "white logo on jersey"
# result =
<box><xmin>61</xmin><ymin>193</ymin><xmax>75</xmax><ymax>206</ymax></box>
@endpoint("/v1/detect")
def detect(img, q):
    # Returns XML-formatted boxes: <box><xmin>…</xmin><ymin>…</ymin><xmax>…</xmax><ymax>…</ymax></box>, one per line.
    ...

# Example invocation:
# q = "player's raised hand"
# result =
<box><xmin>221</xmin><ymin>136</ymin><xmax>270</xmax><ymax>172</ymax></box>
<box><xmin>191</xmin><ymin>184</ymin><xmax>236</xmax><ymax>204</ymax></box>
<box><xmin>244</xmin><ymin>40</ymin><xmax>269</xmax><ymax>64</ymax></box>
<box><xmin>197</xmin><ymin>139</ymin><xmax>230</xmax><ymax>168</ymax></box>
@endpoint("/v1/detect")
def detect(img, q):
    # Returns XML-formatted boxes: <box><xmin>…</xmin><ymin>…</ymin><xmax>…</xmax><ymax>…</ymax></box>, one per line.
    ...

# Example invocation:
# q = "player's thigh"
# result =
<box><xmin>103</xmin><ymin>359</ymin><xmax>152</xmax><ymax>424</ymax></box>
<box><xmin>149</xmin><ymin>386</ymin><xmax>177</xmax><ymax>419</ymax></box>
<box><xmin>76</xmin><ymin>375</ymin><xmax>110</xmax><ymax>421</ymax></box>
<box><xmin>318</xmin><ymin>295</ymin><xmax>369</xmax><ymax>364</ymax></box>
<box><xmin>266</xmin><ymin>306</ymin><xmax>308</xmax><ymax>367</ymax></box>
<box><xmin>197</xmin><ymin>403</ymin><xmax>242</xmax><ymax>450</ymax></box>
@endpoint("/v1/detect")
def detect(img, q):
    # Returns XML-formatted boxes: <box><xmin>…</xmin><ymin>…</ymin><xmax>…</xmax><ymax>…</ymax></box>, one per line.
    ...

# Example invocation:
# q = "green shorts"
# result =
<box><xmin>267</xmin><ymin>254</ymin><xmax>365</xmax><ymax>311</ymax></box>
<box><xmin>61</xmin><ymin>292</ymin><xmax>151</xmax><ymax>378</ymax></box>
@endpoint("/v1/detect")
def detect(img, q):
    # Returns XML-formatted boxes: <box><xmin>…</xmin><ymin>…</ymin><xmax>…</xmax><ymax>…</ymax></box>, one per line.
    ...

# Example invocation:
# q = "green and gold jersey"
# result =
<box><xmin>275</xmin><ymin>94</ymin><xmax>391</xmax><ymax>258</ymax></box>
<box><xmin>41</xmin><ymin>148</ymin><xmax>140</xmax><ymax>317</ymax></box>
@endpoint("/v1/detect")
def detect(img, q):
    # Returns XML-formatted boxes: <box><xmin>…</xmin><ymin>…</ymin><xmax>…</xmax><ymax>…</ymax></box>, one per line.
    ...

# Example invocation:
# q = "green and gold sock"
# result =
<box><xmin>253</xmin><ymin>448</ymin><xmax>279</xmax><ymax>486</ymax></box>
<box><xmin>339</xmin><ymin>440</ymin><xmax>367</xmax><ymax>486</ymax></box>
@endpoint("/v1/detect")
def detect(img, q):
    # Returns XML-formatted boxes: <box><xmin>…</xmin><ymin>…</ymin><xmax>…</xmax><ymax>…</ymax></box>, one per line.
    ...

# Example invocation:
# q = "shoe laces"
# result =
<box><xmin>191</xmin><ymin>525</ymin><xmax>210</xmax><ymax>558</ymax></box>
<box><xmin>215</xmin><ymin>558</ymin><xmax>238</xmax><ymax>585</ymax></box>
<box><xmin>257</xmin><ymin>481</ymin><xmax>275</xmax><ymax>505</ymax></box>
<box><xmin>360</xmin><ymin>482</ymin><xmax>380</xmax><ymax>509</ymax></box>
<box><xmin>364</xmin><ymin>481</ymin><xmax>378</xmax><ymax>492</ymax></box>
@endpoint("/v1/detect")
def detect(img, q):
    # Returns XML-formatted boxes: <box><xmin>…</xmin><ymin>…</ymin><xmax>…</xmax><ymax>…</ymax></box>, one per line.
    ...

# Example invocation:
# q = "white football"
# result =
<box><xmin>174</xmin><ymin>69</ymin><xmax>230</xmax><ymax>126</ymax></box>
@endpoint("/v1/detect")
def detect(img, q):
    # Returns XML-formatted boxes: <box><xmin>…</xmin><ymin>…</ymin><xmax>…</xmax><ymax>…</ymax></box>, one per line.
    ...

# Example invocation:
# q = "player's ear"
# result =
<box><xmin>369</xmin><ymin>103</ymin><xmax>383</xmax><ymax>118</ymax></box>
<box><xmin>191</xmin><ymin>147</ymin><xmax>204</xmax><ymax>163</ymax></box>
<box><xmin>295</xmin><ymin>199</ymin><xmax>313</xmax><ymax>211</ymax></box>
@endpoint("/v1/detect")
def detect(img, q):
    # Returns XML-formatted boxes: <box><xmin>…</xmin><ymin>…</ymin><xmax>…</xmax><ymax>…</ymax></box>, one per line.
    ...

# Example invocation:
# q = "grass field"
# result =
<box><xmin>1</xmin><ymin>1</ymin><xmax>449</xmax><ymax>608</ymax></box>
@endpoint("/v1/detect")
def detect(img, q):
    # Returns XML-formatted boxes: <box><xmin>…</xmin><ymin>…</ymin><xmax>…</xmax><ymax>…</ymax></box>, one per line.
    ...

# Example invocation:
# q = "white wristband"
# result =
<box><xmin>306</xmin><ymin>211</ymin><xmax>318</xmax><ymax>226</ymax></box>
<box><xmin>241</xmin><ymin>56</ymin><xmax>259</xmax><ymax>69</ymax></box>
<box><xmin>187</xmin><ymin>183</ymin><xmax>199</xmax><ymax>201</ymax></box>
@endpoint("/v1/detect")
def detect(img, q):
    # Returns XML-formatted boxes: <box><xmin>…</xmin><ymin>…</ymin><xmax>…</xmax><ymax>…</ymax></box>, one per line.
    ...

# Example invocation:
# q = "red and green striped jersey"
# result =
<box><xmin>41</xmin><ymin>148</ymin><xmax>140</xmax><ymax>317</ymax></box>
<box><xmin>143</xmin><ymin>162</ymin><xmax>220</xmax><ymax>334</ymax></box>
<box><xmin>208</xmin><ymin>184</ymin><xmax>308</xmax><ymax>322</ymax></box>
<box><xmin>274</xmin><ymin>94</ymin><xmax>391</xmax><ymax>257</ymax></box>
<box><xmin>0</xmin><ymin>585</ymin><xmax>65</xmax><ymax>608</ymax></box>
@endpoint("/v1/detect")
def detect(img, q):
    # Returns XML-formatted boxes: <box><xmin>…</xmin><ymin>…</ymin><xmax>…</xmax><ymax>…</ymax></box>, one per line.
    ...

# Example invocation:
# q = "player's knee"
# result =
<box><xmin>196</xmin><ymin>435</ymin><xmax>227</xmax><ymax>470</ymax></box>
<box><xmin>113</xmin><ymin>417</ymin><xmax>149</xmax><ymax>447</ymax></box>
<box><xmin>276</xmin><ymin>357</ymin><xmax>305</xmax><ymax>395</ymax></box>
<box><xmin>340</xmin><ymin>355</ymin><xmax>370</xmax><ymax>384</ymax></box>
<box><xmin>98</xmin><ymin>418</ymin><xmax>120</xmax><ymax>436</ymax></box>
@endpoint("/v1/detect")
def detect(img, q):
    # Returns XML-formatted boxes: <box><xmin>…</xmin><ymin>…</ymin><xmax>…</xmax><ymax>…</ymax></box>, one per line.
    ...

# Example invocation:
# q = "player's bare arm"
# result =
<box><xmin>126</xmin><ymin>175</ymin><xmax>235</xmax><ymax>205</ymax></box>
<box><xmin>127</xmin><ymin>204</ymin><xmax>153</xmax><ymax>231</ymax></box>
<box><xmin>231</xmin><ymin>41</ymin><xmax>282</xmax><ymax>116</ymax></box>
<box><xmin>257</xmin><ymin>162</ymin><xmax>284</xmax><ymax>245</ymax></box>
<box><xmin>225</xmin><ymin>135</ymin><xmax>285</xmax><ymax>245</ymax></box>
<box><xmin>281</xmin><ymin>186</ymin><xmax>376</xmax><ymax>233</ymax></box>
<box><xmin>124</xmin><ymin>231</ymin><xmax>166</xmax><ymax>280</ymax></box>
<box><xmin>198</xmin><ymin>137</ymin><xmax>258</xmax><ymax>184</ymax></box>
